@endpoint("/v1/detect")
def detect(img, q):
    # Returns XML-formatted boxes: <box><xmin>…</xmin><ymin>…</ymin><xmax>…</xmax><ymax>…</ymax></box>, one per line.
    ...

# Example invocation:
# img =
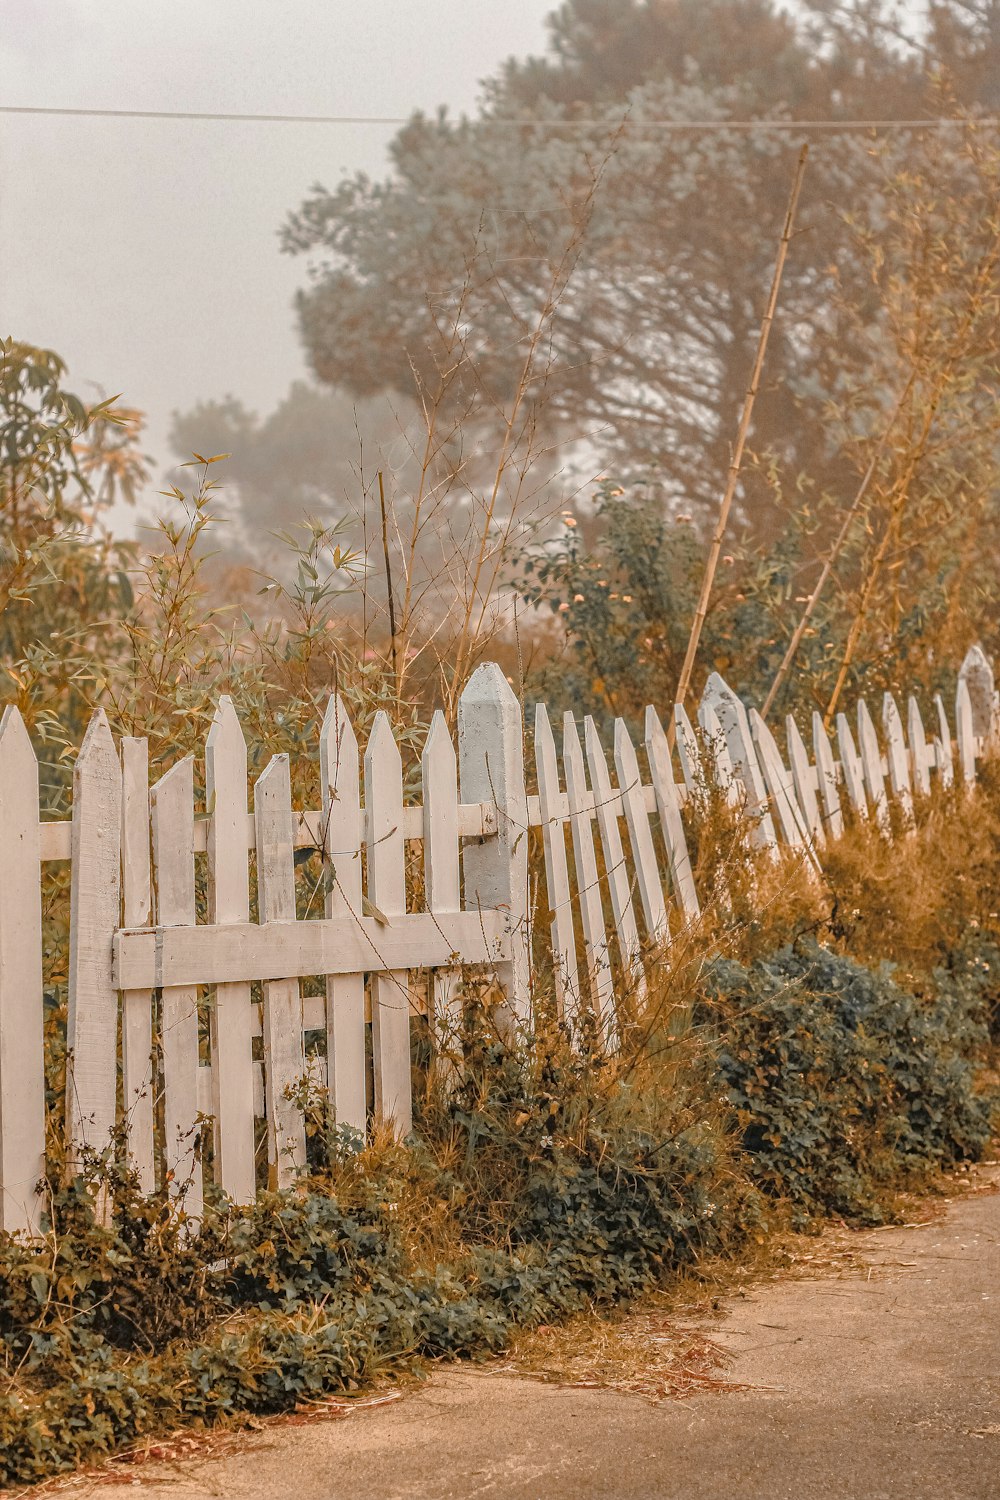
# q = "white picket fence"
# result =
<box><xmin>0</xmin><ymin>648</ymin><xmax>995</xmax><ymax>1236</ymax></box>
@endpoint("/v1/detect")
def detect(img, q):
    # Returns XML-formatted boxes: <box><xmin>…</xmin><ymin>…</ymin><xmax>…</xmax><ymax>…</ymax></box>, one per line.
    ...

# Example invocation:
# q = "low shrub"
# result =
<box><xmin>704</xmin><ymin>939</ymin><xmax>994</xmax><ymax>1223</ymax></box>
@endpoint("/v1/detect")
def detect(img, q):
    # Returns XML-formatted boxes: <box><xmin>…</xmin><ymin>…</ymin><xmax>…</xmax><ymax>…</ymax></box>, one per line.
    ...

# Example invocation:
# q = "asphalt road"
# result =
<box><xmin>55</xmin><ymin>1171</ymin><xmax>1000</xmax><ymax>1500</ymax></box>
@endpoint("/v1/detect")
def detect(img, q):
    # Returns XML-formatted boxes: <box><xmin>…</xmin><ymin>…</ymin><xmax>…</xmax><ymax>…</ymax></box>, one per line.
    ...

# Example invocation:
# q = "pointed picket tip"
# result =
<box><xmin>534</xmin><ymin>699</ymin><xmax>556</xmax><ymax>754</ymax></box>
<box><xmin>150</xmin><ymin>752</ymin><xmax>194</xmax><ymax>800</ymax></box>
<box><xmin>583</xmin><ymin>714</ymin><xmax>604</xmax><ymax>759</ymax></box>
<box><xmin>644</xmin><ymin>704</ymin><xmax>667</xmax><ymax>749</ymax></box>
<box><xmin>562</xmin><ymin>710</ymin><xmax>586</xmax><ymax>768</ymax></box>
<box><xmin>423</xmin><ymin>708</ymin><xmax>455</xmax><ymax>764</ymax></box>
<box><xmin>320</xmin><ymin>692</ymin><xmax>358</xmax><ymax>755</ymax></box>
<box><xmin>0</xmin><ymin>702</ymin><xmax>36</xmax><ymax>769</ymax></box>
<box><xmin>959</xmin><ymin>643</ymin><xmax>995</xmax><ymax>739</ymax></box>
<box><xmin>613</xmin><ymin>716</ymin><xmax>640</xmax><ymax>768</ymax></box>
<box><xmin>857</xmin><ymin>696</ymin><xmax>877</xmax><ymax>736</ymax></box>
<box><xmin>207</xmin><ymin>694</ymin><xmax>247</xmax><ymax>755</ymax></box>
<box><xmin>255</xmin><ymin>751</ymin><xmax>292</xmax><ymax>797</ymax></box>
<box><xmin>76</xmin><ymin>706</ymin><xmax>118</xmax><ymax>769</ymax></box>
<box><xmin>366</xmin><ymin>709</ymin><xmax>402</xmax><ymax>765</ymax></box>
<box><xmin>960</xmin><ymin>642</ymin><xmax>992</xmax><ymax>679</ymax></box>
<box><xmin>460</xmin><ymin>661</ymin><xmax>519</xmax><ymax>711</ymax></box>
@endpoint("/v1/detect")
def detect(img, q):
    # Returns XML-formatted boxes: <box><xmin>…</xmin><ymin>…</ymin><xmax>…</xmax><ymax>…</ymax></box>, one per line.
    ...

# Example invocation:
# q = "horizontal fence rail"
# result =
<box><xmin>0</xmin><ymin>647</ymin><xmax>995</xmax><ymax>1235</ymax></box>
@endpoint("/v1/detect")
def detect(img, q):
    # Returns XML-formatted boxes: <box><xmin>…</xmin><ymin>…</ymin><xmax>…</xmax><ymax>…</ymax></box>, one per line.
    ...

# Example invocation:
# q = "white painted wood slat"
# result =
<box><xmin>584</xmin><ymin>717</ymin><xmax>644</xmax><ymax>996</ymax></box>
<box><xmin>934</xmin><ymin>694</ymin><xmax>955</xmax><ymax>788</ymax></box>
<box><xmin>613</xmin><ymin>719</ymin><xmax>668</xmax><ymax>945</ymax></box>
<box><xmin>320</xmin><ymin>694</ymin><xmax>367</xmax><ymax>1135</ymax></box>
<box><xmin>907</xmin><ymin>697</ymin><xmax>932</xmax><ymax>797</ymax></box>
<box><xmin>255</xmin><ymin>755</ymin><xmax>307</xmax><ymax>1185</ymax></box>
<box><xmin>459</xmin><ymin>665</ymin><xmax>531</xmax><ymax>1028</ymax></box>
<box><xmin>150</xmin><ymin>756</ymin><xmax>203</xmax><ymax>1217</ymax></box>
<box><xmin>836</xmin><ymin>712</ymin><xmax>868</xmax><ymax>819</ymax></box>
<box><xmin>644</xmin><ymin>707</ymin><xmax>699</xmax><ymax>921</ymax></box>
<box><xmin>534</xmin><ymin>704</ymin><xmax>581</xmax><ymax>1021</ymax></box>
<box><xmin>882</xmin><ymin>694</ymin><xmax>913</xmax><ymax>821</ymax></box>
<box><xmin>120</xmin><ymin>737</ymin><xmax>155</xmax><ymax>1195</ymax></box>
<box><xmin>365</xmin><ymin>714</ymin><xmax>412</xmax><ymax>1135</ymax></box>
<box><xmin>749</xmin><ymin>709</ymin><xmax>816</xmax><ymax>861</ymax></box>
<box><xmin>563</xmin><ymin>715</ymin><xmax>616</xmax><ymax>1040</ymax></box>
<box><xmin>956</xmin><ymin>678</ymin><xmax>977</xmax><ymax>786</ymax></box>
<box><xmin>812</xmin><ymin>712</ymin><xmax>844</xmax><ymax>840</ymax></box>
<box><xmin>0</xmin><ymin>707</ymin><xmax>45</xmax><ymax>1236</ymax></box>
<box><xmin>206</xmin><ymin>698</ymin><xmax>257</xmax><ymax>1202</ymax></box>
<box><xmin>701</xmin><ymin>674</ymin><xmax>777</xmax><ymax>848</ymax></box>
<box><xmin>422</xmin><ymin>712</ymin><xmax>463</xmax><ymax>1074</ymax></box>
<box><xmin>786</xmin><ymin>716</ymin><xmax>822</xmax><ymax>844</ymax></box>
<box><xmin>66</xmin><ymin>710</ymin><xmax>122</xmax><ymax>1169</ymax></box>
<box><xmin>856</xmin><ymin>699</ymin><xmax>890</xmax><ymax>833</ymax></box>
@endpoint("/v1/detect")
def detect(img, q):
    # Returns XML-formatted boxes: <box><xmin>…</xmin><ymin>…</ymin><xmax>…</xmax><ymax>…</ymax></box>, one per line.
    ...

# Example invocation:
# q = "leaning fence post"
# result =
<box><xmin>958</xmin><ymin>644</ymin><xmax>996</xmax><ymax>749</ymax></box>
<box><xmin>956</xmin><ymin>677</ymin><xmax>977</xmax><ymax>786</ymax></box>
<box><xmin>700</xmin><ymin>673</ymin><xmax>777</xmax><ymax>850</ymax></box>
<box><xmin>458</xmin><ymin>664</ymin><xmax>530</xmax><ymax>1029</ymax></box>
<box><xmin>66</xmin><ymin>709</ymin><xmax>122</xmax><ymax>1173</ymax></box>
<box><xmin>0</xmin><ymin>707</ymin><xmax>46</xmax><ymax>1236</ymax></box>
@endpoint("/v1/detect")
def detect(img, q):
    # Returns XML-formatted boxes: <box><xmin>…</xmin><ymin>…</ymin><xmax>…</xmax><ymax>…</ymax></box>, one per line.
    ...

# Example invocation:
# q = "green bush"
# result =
<box><xmin>704</xmin><ymin>940</ymin><xmax>994</xmax><ymax>1224</ymax></box>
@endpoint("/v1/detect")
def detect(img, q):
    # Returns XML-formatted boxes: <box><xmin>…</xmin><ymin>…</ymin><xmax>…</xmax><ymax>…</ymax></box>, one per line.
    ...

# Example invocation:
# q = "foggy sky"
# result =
<box><xmin>1</xmin><ymin>1</ymin><xmax>554</xmax><ymax>528</ymax></box>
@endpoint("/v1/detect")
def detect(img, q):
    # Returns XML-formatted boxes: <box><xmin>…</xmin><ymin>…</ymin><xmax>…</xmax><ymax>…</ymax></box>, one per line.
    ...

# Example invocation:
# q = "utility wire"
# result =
<box><xmin>1</xmin><ymin>104</ymin><xmax>998</xmax><ymax>129</ymax></box>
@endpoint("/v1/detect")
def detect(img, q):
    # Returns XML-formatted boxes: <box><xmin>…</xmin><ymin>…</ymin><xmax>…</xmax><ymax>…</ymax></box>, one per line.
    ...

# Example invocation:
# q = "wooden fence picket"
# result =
<box><xmin>701</xmin><ymin>674</ymin><xmax>777</xmax><ymax>848</ymax></box>
<box><xmin>458</xmin><ymin>664</ymin><xmax>530</xmax><ymax>1027</ymax></box>
<box><xmin>150</xmin><ymin>757</ymin><xmax>203</xmax><ymax>1215</ymax></box>
<box><xmin>422</xmin><ymin>711</ymin><xmax>463</xmax><ymax>1070</ymax></box>
<box><xmin>205</xmin><ymin>698</ymin><xmax>257</xmax><ymax>1202</ymax></box>
<box><xmin>0</xmin><ymin>707</ymin><xmax>45</xmax><ymax>1236</ymax></box>
<box><xmin>584</xmin><ymin>715</ymin><xmax>644</xmax><ymax>996</ymax></box>
<box><xmin>614</xmin><ymin>718</ymin><xmax>668</xmax><ymax>946</ymax></box>
<box><xmin>749</xmin><ymin>708</ymin><xmax>816</xmax><ymax>862</ymax></box>
<box><xmin>535</xmin><ymin>704</ymin><xmax>581</xmax><ymax>1020</ymax></box>
<box><xmin>882</xmin><ymin>694</ymin><xmax>913</xmax><ymax>821</ymax></box>
<box><xmin>697</xmin><ymin>698</ymin><xmax>738</xmax><ymax>805</ymax></box>
<box><xmin>934</xmin><ymin>694</ymin><xmax>955</xmax><ymax>788</ymax></box>
<box><xmin>320</xmin><ymin>695</ymin><xmax>367</xmax><ymax>1134</ymax></box>
<box><xmin>365</xmin><ymin>714</ymin><xmax>412</xmax><ymax>1135</ymax></box>
<box><xmin>959</xmin><ymin>644</ymin><xmax>995</xmax><ymax>743</ymax></box>
<box><xmin>956</xmin><ymin>678</ymin><xmax>977</xmax><ymax>786</ymax></box>
<box><xmin>120</xmin><ymin>737</ymin><xmax>155</xmax><ymax>1195</ymax></box>
<box><xmin>66</xmin><ymin>710</ymin><xmax>122</xmax><ymax>1169</ymax></box>
<box><xmin>857</xmin><ymin>699</ymin><xmax>890</xmax><ymax>833</ymax></box>
<box><xmin>836</xmin><ymin>712</ymin><xmax>868</xmax><ymax>819</ymax></box>
<box><xmin>812</xmin><ymin>712</ymin><xmax>844</xmax><ymax>840</ymax></box>
<box><xmin>907</xmin><ymin>696</ymin><xmax>932</xmax><ymax>797</ymax></box>
<box><xmin>563</xmin><ymin>713</ymin><xmax>617</xmax><ymax>1039</ymax></box>
<box><xmin>786</xmin><ymin>715</ymin><xmax>823</xmax><ymax>844</ymax></box>
<box><xmin>673</xmin><ymin>703</ymin><xmax>703</xmax><ymax>799</ymax></box>
<box><xmin>644</xmin><ymin>707</ymin><xmax>699</xmax><ymax>921</ymax></box>
<box><xmin>255</xmin><ymin>754</ymin><xmax>307</xmax><ymax>1183</ymax></box>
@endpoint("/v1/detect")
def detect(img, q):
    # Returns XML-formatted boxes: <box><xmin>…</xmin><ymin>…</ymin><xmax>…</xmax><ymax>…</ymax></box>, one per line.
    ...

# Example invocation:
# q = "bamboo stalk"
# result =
<box><xmin>670</xmin><ymin>143</ymin><xmax>808</xmax><ymax>747</ymax></box>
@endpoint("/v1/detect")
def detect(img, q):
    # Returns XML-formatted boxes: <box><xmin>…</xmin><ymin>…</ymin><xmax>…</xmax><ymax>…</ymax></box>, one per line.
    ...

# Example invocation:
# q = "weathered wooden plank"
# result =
<box><xmin>563</xmin><ymin>714</ymin><xmax>616</xmax><ymax>1040</ymax></box>
<box><xmin>584</xmin><ymin>716</ymin><xmax>644</xmax><ymax>992</ymax></box>
<box><xmin>38</xmin><ymin>799</ymin><xmax>500</xmax><ymax>865</ymax></box>
<box><xmin>66</xmin><ymin>710</ymin><xmax>122</xmax><ymax>1169</ymax></box>
<box><xmin>934</xmin><ymin>693</ymin><xmax>955</xmax><ymax>788</ymax></box>
<box><xmin>365</xmin><ymin>713</ymin><xmax>412</xmax><ymax>1135</ymax></box>
<box><xmin>701</xmin><ymin>674</ymin><xmax>778</xmax><ymax>848</ymax></box>
<box><xmin>150</xmin><ymin>756</ymin><xmax>203</xmax><ymax>1216</ymax></box>
<box><xmin>959</xmin><ymin>644</ymin><xmax>995</xmax><ymax>742</ymax></box>
<box><xmin>907</xmin><ymin>696</ymin><xmax>932</xmax><ymax>797</ymax></box>
<box><xmin>254</xmin><ymin>755</ymin><xmax>307</xmax><ymax>1185</ymax></box>
<box><xmin>697</xmin><ymin>698</ymin><xmax>737</xmax><ymax>805</ymax></box>
<box><xmin>320</xmin><ymin>694</ymin><xmax>367</xmax><ymax>1135</ymax></box>
<box><xmin>749</xmin><ymin>708</ymin><xmax>816</xmax><ymax>861</ymax></box>
<box><xmin>673</xmin><ymin>703</ymin><xmax>703</xmax><ymax>800</ymax></box>
<box><xmin>882</xmin><ymin>693</ymin><xmax>913</xmax><ymax>822</ymax></box>
<box><xmin>120</xmin><ymin>736</ymin><xmax>155</xmax><ymax>1195</ymax></box>
<box><xmin>614</xmin><ymin>718</ymin><xmax>668</xmax><ymax>945</ymax></box>
<box><xmin>0</xmin><ymin>708</ymin><xmax>45</xmax><ymax>1236</ymax></box>
<box><xmin>856</xmin><ymin>699</ymin><xmax>890</xmax><ymax>833</ymax></box>
<box><xmin>459</xmin><ymin>664</ymin><xmax>530</xmax><ymax>1027</ymax></box>
<box><xmin>644</xmin><ymin>707</ymin><xmax>699</xmax><ymax>921</ymax></box>
<box><xmin>115</xmin><ymin>910</ymin><xmax>510</xmax><ymax>991</ymax></box>
<box><xmin>205</xmin><ymin>697</ymin><xmax>257</xmax><ymax>1203</ymax></box>
<box><xmin>535</xmin><ymin>704</ymin><xmax>581</xmax><ymax>1020</ymax></box>
<box><xmin>812</xmin><ymin>712</ymin><xmax>844</xmax><ymax>840</ymax></box>
<box><xmin>786</xmin><ymin>715</ymin><xmax>823</xmax><ymax>844</ymax></box>
<box><xmin>422</xmin><ymin>711</ymin><xmax>463</xmax><ymax>1076</ymax></box>
<box><xmin>836</xmin><ymin>712</ymin><xmax>868</xmax><ymax>819</ymax></box>
<box><xmin>955</xmin><ymin>677</ymin><xmax>977</xmax><ymax>786</ymax></box>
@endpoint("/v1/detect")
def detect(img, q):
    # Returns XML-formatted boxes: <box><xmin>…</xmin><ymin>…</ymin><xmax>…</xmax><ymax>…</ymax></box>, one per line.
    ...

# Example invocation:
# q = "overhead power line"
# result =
<box><xmin>0</xmin><ymin>104</ymin><xmax>998</xmax><ymax>130</ymax></box>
